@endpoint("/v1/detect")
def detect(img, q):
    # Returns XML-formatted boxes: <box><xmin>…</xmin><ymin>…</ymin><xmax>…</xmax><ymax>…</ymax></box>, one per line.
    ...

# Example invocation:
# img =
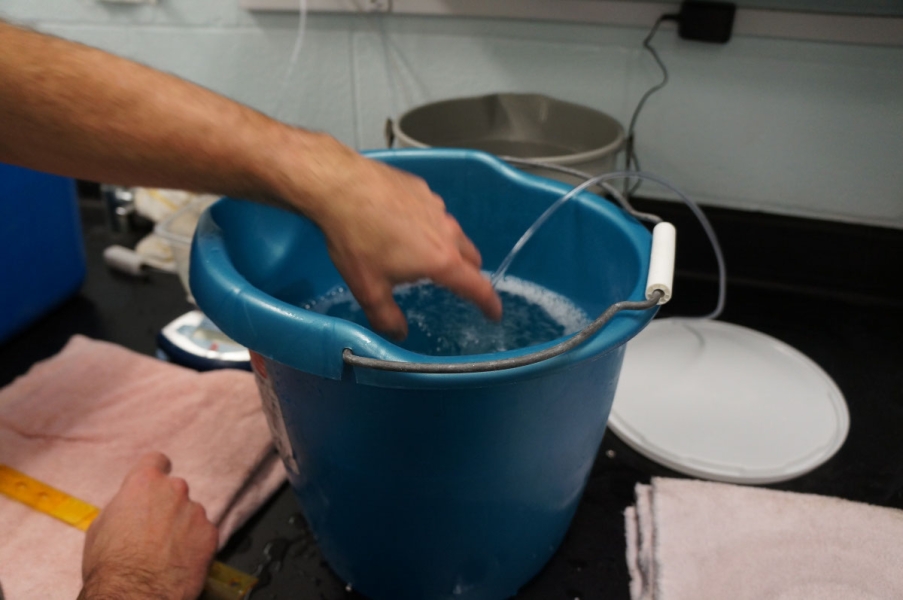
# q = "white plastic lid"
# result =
<box><xmin>609</xmin><ymin>319</ymin><xmax>849</xmax><ymax>484</ymax></box>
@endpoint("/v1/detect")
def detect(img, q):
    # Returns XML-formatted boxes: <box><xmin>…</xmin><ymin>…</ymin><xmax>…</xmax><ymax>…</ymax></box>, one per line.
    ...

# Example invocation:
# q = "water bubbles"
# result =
<box><xmin>303</xmin><ymin>275</ymin><xmax>590</xmax><ymax>357</ymax></box>
<box><xmin>494</xmin><ymin>275</ymin><xmax>590</xmax><ymax>334</ymax></box>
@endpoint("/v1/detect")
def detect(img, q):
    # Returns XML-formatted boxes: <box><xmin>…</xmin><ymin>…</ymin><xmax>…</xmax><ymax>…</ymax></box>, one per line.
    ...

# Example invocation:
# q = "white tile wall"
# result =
<box><xmin>2</xmin><ymin>3</ymin><xmax>901</xmax><ymax>228</ymax></box>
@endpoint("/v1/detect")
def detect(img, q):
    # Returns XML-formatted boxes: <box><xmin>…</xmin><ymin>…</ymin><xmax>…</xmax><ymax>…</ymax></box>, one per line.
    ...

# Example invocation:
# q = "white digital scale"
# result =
<box><xmin>156</xmin><ymin>310</ymin><xmax>251</xmax><ymax>372</ymax></box>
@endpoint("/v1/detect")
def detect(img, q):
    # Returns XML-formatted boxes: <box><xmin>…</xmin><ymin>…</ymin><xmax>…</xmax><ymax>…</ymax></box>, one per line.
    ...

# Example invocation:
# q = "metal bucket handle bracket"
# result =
<box><xmin>343</xmin><ymin>222</ymin><xmax>675</xmax><ymax>374</ymax></box>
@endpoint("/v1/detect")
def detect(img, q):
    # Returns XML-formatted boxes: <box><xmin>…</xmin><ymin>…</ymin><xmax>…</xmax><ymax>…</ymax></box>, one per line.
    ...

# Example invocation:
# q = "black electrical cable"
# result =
<box><xmin>624</xmin><ymin>13</ymin><xmax>679</xmax><ymax>198</ymax></box>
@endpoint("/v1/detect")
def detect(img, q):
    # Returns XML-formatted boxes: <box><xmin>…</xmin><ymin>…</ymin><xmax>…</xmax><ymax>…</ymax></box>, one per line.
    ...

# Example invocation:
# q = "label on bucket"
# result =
<box><xmin>250</xmin><ymin>352</ymin><xmax>300</xmax><ymax>475</ymax></box>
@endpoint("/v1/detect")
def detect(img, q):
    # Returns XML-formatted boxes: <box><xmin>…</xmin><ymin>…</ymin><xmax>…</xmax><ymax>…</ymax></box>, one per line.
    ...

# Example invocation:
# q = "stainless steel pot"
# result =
<box><xmin>389</xmin><ymin>93</ymin><xmax>625</xmax><ymax>181</ymax></box>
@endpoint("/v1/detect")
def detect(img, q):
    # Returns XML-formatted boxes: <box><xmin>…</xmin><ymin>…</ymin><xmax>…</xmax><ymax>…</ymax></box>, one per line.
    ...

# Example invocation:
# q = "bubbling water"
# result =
<box><xmin>303</xmin><ymin>274</ymin><xmax>590</xmax><ymax>357</ymax></box>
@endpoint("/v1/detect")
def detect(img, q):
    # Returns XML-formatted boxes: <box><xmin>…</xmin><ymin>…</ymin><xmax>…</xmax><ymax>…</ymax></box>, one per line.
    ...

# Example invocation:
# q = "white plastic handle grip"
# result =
<box><xmin>646</xmin><ymin>222</ymin><xmax>676</xmax><ymax>304</ymax></box>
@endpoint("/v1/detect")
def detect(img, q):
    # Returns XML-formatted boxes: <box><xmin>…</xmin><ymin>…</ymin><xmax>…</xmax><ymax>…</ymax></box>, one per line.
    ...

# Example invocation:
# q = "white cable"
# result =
<box><xmin>273</xmin><ymin>0</ymin><xmax>308</xmax><ymax>120</ymax></box>
<box><xmin>350</xmin><ymin>0</ymin><xmax>409</xmax><ymax>130</ymax></box>
<box><xmin>491</xmin><ymin>170</ymin><xmax>727</xmax><ymax>321</ymax></box>
<box><xmin>372</xmin><ymin>12</ymin><xmax>403</xmax><ymax>121</ymax></box>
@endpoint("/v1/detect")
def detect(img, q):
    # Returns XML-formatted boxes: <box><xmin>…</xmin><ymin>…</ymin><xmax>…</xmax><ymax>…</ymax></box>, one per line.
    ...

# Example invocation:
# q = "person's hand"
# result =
<box><xmin>0</xmin><ymin>21</ymin><xmax>497</xmax><ymax>341</ymax></box>
<box><xmin>270</xmin><ymin>133</ymin><xmax>503</xmax><ymax>340</ymax></box>
<box><xmin>79</xmin><ymin>452</ymin><xmax>218</xmax><ymax>600</ymax></box>
<box><xmin>0</xmin><ymin>23</ymin><xmax>498</xmax><ymax>339</ymax></box>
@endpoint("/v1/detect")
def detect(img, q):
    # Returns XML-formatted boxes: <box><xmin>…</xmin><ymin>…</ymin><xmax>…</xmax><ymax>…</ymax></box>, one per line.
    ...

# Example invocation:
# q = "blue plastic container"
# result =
<box><xmin>0</xmin><ymin>163</ymin><xmax>85</xmax><ymax>344</ymax></box>
<box><xmin>191</xmin><ymin>149</ymin><xmax>656</xmax><ymax>600</ymax></box>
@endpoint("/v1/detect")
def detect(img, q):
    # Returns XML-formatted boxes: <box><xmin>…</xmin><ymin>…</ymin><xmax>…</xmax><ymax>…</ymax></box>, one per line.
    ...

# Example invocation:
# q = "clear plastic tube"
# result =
<box><xmin>491</xmin><ymin>170</ymin><xmax>727</xmax><ymax>321</ymax></box>
<box><xmin>499</xmin><ymin>156</ymin><xmax>662</xmax><ymax>225</ymax></box>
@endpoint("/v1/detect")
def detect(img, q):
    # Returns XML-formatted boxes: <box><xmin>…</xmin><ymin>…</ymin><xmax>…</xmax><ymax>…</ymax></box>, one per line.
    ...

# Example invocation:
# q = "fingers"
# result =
<box><xmin>447</xmin><ymin>216</ymin><xmax>482</xmax><ymax>269</ymax></box>
<box><xmin>169</xmin><ymin>477</ymin><xmax>189</xmax><ymax>498</ymax></box>
<box><xmin>434</xmin><ymin>262</ymin><xmax>503</xmax><ymax>322</ymax></box>
<box><xmin>131</xmin><ymin>451</ymin><xmax>172</xmax><ymax>476</ymax></box>
<box><xmin>355</xmin><ymin>281</ymin><xmax>409</xmax><ymax>341</ymax></box>
<box><xmin>441</xmin><ymin>216</ymin><xmax>497</xmax><ymax>318</ymax></box>
<box><xmin>186</xmin><ymin>499</ymin><xmax>218</xmax><ymax>550</ymax></box>
<box><xmin>349</xmin><ymin>217</ymin><xmax>498</xmax><ymax>335</ymax></box>
<box><xmin>457</xmin><ymin>236</ymin><xmax>482</xmax><ymax>269</ymax></box>
<box><xmin>326</xmin><ymin>159</ymin><xmax>504</xmax><ymax>336</ymax></box>
<box><xmin>83</xmin><ymin>449</ymin><xmax>218</xmax><ymax>600</ymax></box>
<box><xmin>197</xmin><ymin>510</ymin><xmax>220</xmax><ymax>556</ymax></box>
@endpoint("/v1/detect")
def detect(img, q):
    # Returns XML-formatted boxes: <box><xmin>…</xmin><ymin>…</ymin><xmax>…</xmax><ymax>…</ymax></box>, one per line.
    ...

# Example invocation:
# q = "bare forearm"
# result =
<box><xmin>0</xmin><ymin>22</ymin><xmax>502</xmax><ymax>335</ymax></box>
<box><xmin>0</xmin><ymin>20</ymin><xmax>343</xmax><ymax>217</ymax></box>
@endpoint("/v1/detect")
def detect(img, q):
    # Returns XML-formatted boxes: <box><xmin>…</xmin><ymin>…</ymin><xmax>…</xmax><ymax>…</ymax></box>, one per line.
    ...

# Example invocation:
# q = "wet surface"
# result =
<box><xmin>217</xmin><ymin>494</ymin><xmax>367</xmax><ymax>600</ymax></box>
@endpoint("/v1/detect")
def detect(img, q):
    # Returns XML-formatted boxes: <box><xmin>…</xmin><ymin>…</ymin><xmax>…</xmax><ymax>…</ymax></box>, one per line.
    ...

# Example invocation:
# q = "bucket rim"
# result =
<box><xmin>191</xmin><ymin>149</ymin><xmax>656</xmax><ymax>388</ymax></box>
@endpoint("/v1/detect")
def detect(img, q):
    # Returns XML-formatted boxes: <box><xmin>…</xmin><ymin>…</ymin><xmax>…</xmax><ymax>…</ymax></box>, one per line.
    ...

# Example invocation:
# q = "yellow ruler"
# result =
<box><xmin>0</xmin><ymin>464</ymin><xmax>258</xmax><ymax>600</ymax></box>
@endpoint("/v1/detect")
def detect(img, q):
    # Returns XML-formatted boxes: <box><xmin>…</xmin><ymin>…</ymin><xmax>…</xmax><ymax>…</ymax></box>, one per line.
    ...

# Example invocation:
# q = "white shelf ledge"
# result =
<box><xmin>239</xmin><ymin>0</ymin><xmax>903</xmax><ymax>46</ymax></box>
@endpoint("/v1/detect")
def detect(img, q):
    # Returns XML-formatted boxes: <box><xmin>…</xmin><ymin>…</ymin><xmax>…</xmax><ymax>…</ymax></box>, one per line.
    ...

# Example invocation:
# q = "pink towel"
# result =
<box><xmin>625</xmin><ymin>477</ymin><xmax>903</xmax><ymax>600</ymax></box>
<box><xmin>0</xmin><ymin>335</ymin><xmax>286</xmax><ymax>600</ymax></box>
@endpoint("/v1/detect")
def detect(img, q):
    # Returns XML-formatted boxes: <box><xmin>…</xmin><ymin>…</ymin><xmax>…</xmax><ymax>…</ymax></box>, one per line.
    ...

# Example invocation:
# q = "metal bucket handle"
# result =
<box><xmin>343</xmin><ymin>222</ymin><xmax>675</xmax><ymax>374</ymax></box>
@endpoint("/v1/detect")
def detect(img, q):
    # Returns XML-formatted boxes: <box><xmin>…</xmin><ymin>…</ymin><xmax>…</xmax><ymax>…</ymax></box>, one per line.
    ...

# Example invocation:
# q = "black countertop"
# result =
<box><xmin>2</xmin><ymin>195</ymin><xmax>901</xmax><ymax>600</ymax></box>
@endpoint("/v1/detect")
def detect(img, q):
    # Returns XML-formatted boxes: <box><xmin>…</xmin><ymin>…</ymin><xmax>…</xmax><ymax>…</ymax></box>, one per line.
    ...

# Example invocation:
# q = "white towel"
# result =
<box><xmin>626</xmin><ymin>477</ymin><xmax>903</xmax><ymax>600</ymax></box>
<box><xmin>0</xmin><ymin>335</ymin><xmax>286</xmax><ymax>600</ymax></box>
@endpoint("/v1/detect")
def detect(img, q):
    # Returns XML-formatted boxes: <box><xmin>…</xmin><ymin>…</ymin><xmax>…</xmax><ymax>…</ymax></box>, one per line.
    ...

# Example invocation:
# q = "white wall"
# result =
<box><xmin>3</xmin><ymin>1</ymin><xmax>902</xmax><ymax>228</ymax></box>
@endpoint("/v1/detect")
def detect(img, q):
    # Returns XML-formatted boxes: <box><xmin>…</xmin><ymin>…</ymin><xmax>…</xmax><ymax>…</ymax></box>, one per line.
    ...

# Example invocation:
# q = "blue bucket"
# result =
<box><xmin>0</xmin><ymin>163</ymin><xmax>84</xmax><ymax>344</ymax></box>
<box><xmin>191</xmin><ymin>149</ymin><xmax>658</xmax><ymax>600</ymax></box>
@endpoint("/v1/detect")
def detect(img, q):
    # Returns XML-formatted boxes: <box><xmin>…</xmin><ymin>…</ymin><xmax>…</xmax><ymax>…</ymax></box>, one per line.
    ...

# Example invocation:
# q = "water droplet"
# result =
<box><xmin>263</xmin><ymin>538</ymin><xmax>290</xmax><ymax>562</ymax></box>
<box><xmin>288</xmin><ymin>513</ymin><xmax>306</xmax><ymax>528</ymax></box>
<box><xmin>568</xmin><ymin>558</ymin><xmax>588</xmax><ymax>572</ymax></box>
